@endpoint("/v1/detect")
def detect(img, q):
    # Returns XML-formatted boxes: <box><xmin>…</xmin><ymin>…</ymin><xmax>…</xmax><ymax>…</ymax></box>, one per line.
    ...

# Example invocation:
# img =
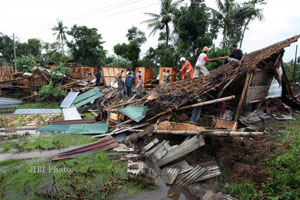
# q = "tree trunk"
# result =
<box><xmin>222</xmin><ymin>23</ymin><xmax>228</xmax><ymax>49</ymax></box>
<box><xmin>61</xmin><ymin>38</ymin><xmax>65</xmax><ymax>56</ymax></box>
<box><xmin>239</xmin><ymin>19</ymin><xmax>251</xmax><ymax>49</ymax></box>
<box><xmin>166</xmin><ymin>24</ymin><xmax>169</xmax><ymax>46</ymax></box>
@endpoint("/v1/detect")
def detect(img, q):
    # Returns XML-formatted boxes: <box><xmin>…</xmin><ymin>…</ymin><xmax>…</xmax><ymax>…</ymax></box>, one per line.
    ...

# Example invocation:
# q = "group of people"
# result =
<box><xmin>179</xmin><ymin>44</ymin><xmax>244</xmax><ymax>84</ymax></box>
<box><xmin>179</xmin><ymin>44</ymin><xmax>244</xmax><ymax>123</ymax></box>
<box><xmin>116</xmin><ymin>70</ymin><xmax>144</xmax><ymax>99</ymax></box>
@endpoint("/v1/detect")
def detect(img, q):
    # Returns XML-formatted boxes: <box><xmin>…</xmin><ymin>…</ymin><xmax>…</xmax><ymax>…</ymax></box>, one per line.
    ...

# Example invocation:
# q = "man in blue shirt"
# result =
<box><xmin>125</xmin><ymin>71</ymin><xmax>133</xmax><ymax>97</ymax></box>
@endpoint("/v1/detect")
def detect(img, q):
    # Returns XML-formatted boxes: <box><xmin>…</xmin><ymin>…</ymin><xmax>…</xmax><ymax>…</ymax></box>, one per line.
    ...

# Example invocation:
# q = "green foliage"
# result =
<box><xmin>67</xmin><ymin>25</ymin><xmax>106</xmax><ymax>66</ymax></box>
<box><xmin>284</xmin><ymin>60</ymin><xmax>300</xmax><ymax>82</ymax></box>
<box><xmin>50</xmin><ymin>63</ymin><xmax>72</xmax><ymax>80</ymax></box>
<box><xmin>206</xmin><ymin>46</ymin><xmax>230</xmax><ymax>70</ymax></box>
<box><xmin>43</xmin><ymin>42</ymin><xmax>70</xmax><ymax>63</ymax></box>
<box><xmin>38</xmin><ymin>80</ymin><xmax>66</xmax><ymax>101</ymax></box>
<box><xmin>114</xmin><ymin>26</ymin><xmax>146</xmax><ymax>69</ymax></box>
<box><xmin>105</xmin><ymin>55</ymin><xmax>130</xmax><ymax>68</ymax></box>
<box><xmin>52</xmin><ymin>20</ymin><xmax>68</xmax><ymax>55</ymax></box>
<box><xmin>16</xmin><ymin>55</ymin><xmax>35</xmax><ymax>72</ymax></box>
<box><xmin>0</xmin><ymin>33</ymin><xmax>14</xmax><ymax>64</ymax></box>
<box><xmin>174</xmin><ymin>2</ymin><xmax>214</xmax><ymax>64</ymax></box>
<box><xmin>17</xmin><ymin>38</ymin><xmax>42</xmax><ymax>57</ymax></box>
<box><xmin>224</xmin><ymin>117</ymin><xmax>300</xmax><ymax>200</ymax></box>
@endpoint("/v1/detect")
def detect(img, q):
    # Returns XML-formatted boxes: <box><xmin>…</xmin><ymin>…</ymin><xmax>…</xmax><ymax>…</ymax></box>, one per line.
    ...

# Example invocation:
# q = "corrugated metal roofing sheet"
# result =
<box><xmin>62</xmin><ymin>107</ymin><xmax>82</xmax><ymax>120</ymax></box>
<box><xmin>71</xmin><ymin>88</ymin><xmax>103</xmax><ymax>108</ymax></box>
<box><xmin>169</xmin><ymin>160</ymin><xmax>193</xmax><ymax>174</ymax></box>
<box><xmin>0</xmin><ymin>97</ymin><xmax>23</xmax><ymax>108</ymax></box>
<box><xmin>38</xmin><ymin>123</ymin><xmax>108</xmax><ymax>134</ymax></box>
<box><xmin>176</xmin><ymin>165</ymin><xmax>206</xmax><ymax>186</ymax></box>
<box><xmin>14</xmin><ymin>109</ymin><xmax>62</xmax><ymax>115</ymax></box>
<box><xmin>161</xmin><ymin>167</ymin><xmax>181</xmax><ymax>184</ymax></box>
<box><xmin>156</xmin><ymin>135</ymin><xmax>205</xmax><ymax>167</ymax></box>
<box><xmin>118</xmin><ymin>105</ymin><xmax>147</xmax><ymax>122</ymax></box>
<box><xmin>60</xmin><ymin>91</ymin><xmax>79</xmax><ymax>108</ymax></box>
<box><xmin>142</xmin><ymin>138</ymin><xmax>159</xmax><ymax>153</ymax></box>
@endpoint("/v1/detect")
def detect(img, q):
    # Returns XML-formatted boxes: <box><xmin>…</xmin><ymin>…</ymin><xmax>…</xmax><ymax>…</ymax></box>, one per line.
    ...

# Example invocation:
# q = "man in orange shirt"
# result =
<box><xmin>179</xmin><ymin>57</ymin><xmax>194</xmax><ymax>80</ymax></box>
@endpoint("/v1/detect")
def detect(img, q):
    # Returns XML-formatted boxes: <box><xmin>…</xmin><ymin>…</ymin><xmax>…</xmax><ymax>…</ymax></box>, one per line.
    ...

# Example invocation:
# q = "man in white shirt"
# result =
<box><xmin>194</xmin><ymin>46</ymin><xmax>227</xmax><ymax>83</ymax></box>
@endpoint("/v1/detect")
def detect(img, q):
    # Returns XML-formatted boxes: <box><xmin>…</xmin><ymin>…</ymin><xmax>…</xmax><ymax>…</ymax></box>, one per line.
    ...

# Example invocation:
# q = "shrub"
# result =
<box><xmin>38</xmin><ymin>80</ymin><xmax>66</xmax><ymax>101</ymax></box>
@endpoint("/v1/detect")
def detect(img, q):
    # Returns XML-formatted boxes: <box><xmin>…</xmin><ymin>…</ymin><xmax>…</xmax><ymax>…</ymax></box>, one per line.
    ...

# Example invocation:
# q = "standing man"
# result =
<box><xmin>136</xmin><ymin>75</ymin><xmax>143</xmax><ymax>97</ymax></box>
<box><xmin>117</xmin><ymin>75</ymin><xmax>125</xmax><ymax>99</ymax></box>
<box><xmin>136</xmin><ymin>70</ymin><xmax>142</xmax><ymax>80</ymax></box>
<box><xmin>179</xmin><ymin>57</ymin><xmax>194</xmax><ymax>80</ymax></box>
<box><xmin>225</xmin><ymin>44</ymin><xmax>244</xmax><ymax>65</ymax></box>
<box><xmin>95</xmin><ymin>70</ymin><xmax>102</xmax><ymax>86</ymax></box>
<box><xmin>195</xmin><ymin>46</ymin><xmax>227</xmax><ymax>83</ymax></box>
<box><xmin>125</xmin><ymin>71</ymin><xmax>133</xmax><ymax>97</ymax></box>
<box><xmin>161</xmin><ymin>68</ymin><xmax>169</xmax><ymax>85</ymax></box>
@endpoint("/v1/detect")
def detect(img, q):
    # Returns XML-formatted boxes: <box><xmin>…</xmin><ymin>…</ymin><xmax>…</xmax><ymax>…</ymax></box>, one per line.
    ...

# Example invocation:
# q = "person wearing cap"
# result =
<box><xmin>125</xmin><ymin>71</ymin><xmax>133</xmax><ymax>97</ymax></box>
<box><xmin>179</xmin><ymin>57</ymin><xmax>194</xmax><ymax>80</ymax></box>
<box><xmin>195</xmin><ymin>46</ymin><xmax>226</xmax><ymax>83</ymax></box>
<box><xmin>161</xmin><ymin>68</ymin><xmax>169</xmax><ymax>85</ymax></box>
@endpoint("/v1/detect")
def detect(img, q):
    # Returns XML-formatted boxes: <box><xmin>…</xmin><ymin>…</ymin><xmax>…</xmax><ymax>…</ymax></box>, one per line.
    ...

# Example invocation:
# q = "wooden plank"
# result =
<box><xmin>234</xmin><ymin>71</ymin><xmax>253</xmax><ymax>122</ymax></box>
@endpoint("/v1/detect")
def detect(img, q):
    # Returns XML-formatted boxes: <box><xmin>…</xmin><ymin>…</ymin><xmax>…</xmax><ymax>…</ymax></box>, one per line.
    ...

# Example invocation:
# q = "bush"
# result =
<box><xmin>38</xmin><ymin>80</ymin><xmax>66</xmax><ymax>101</ymax></box>
<box><xmin>50</xmin><ymin>63</ymin><xmax>73</xmax><ymax>80</ymax></box>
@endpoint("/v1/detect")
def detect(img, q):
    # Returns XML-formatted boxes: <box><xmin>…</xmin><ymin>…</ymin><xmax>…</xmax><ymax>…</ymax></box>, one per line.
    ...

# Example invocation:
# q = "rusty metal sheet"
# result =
<box><xmin>156</xmin><ymin>135</ymin><xmax>205</xmax><ymax>167</ymax></box>
<box><xmin>52</xmin><ymin>136</ymin><xmax>118</xmax><ymax>161</ymax></box>
<box><xmin>49</xmin><ymin>119</ymin><xmax>96</xmax><ymax>125</ymax></box>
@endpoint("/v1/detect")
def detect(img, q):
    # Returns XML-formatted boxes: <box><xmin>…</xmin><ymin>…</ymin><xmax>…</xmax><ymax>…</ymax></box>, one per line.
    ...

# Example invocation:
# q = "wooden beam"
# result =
<box><xmin>176</xmin><ymin>95</ymin><xmax>235</xmax><ymax>111</ymax></box>
<box><xmin>234</xmin><ymin>71</ymin><xmax>254</xmax><ymax>122</ymax></box>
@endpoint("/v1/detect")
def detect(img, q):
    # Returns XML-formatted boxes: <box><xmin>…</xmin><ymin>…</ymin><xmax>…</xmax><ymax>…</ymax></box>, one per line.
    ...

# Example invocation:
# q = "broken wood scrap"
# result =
<box><xmin>176</xmin><ymin>95</ymin><xmax>235</xmax><ymax>111</ymax></box>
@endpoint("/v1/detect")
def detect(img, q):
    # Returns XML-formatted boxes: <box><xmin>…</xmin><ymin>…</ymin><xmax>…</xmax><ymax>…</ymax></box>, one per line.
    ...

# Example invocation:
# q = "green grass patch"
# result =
<box><xmin>83</xmin><ymin>112</ymin><xmax>96</xmax><ymax>119</ymax></box>
<box><xmin>0</xmin><ymin>134</ymin><xmax>97</xmax><ymax>153</ymax></box>
<box><xmin>0</xmin><ymin>153</ymin><xmax>156</xmax><ymax>200</ymax></box>
<box><xmin>18</xmin><ymin>102</ymin><xmax>60</xmax><ymax>109</ymax></box>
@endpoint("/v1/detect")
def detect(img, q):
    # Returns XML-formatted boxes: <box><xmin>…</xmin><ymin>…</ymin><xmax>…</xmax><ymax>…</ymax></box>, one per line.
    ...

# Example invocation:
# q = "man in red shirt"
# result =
<box><xmin>179</xmin><ymin>57</ymin><xmax>194</xmax><ymax>80</ymax></box>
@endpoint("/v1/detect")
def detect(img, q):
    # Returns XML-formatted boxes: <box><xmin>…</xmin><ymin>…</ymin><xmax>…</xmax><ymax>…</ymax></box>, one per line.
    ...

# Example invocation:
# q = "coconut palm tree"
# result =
<box><xmin>52</xmin><ymin>20</ymin><xmax>67</xmax><ymax>55</ymax></box>
<box><xmin>235</xmin><ymin>0</ymin><xmax>265</xmax><ymax>48</ymax></box>
<box><xmin>143</xmin><ymin>0</ymin><xmax>182</xmax><ymax>46</ymax></box>
<box><xmin>209</xmin><ymin>0</ymin><xmax>240</xmax><ymax>48</ymax></box>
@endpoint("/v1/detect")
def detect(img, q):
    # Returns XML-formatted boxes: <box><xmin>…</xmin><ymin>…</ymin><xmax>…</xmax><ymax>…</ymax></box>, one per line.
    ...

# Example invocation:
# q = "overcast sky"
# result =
<box><xmin>1</xmin><ymin>0</ymin><xmax>300</xmax><ymax>62</ymax></box>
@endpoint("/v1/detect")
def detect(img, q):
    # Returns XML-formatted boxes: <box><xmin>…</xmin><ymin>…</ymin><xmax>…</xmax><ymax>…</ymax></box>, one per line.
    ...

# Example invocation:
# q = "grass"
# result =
<box><xmin>18</xmin><ymin>102</ymin><xmax>60</xmax><ymax>109</ymax></box>
<box><xmin>0</xmin><ymin>134</ymin><xmax>97</xmax><ymax>153</ymax></box>
<box><xmin>223</xmin><ymin>116</ymin><xmax>300</xmax><ymax>200</ymax></box>
<box><xmin>0</xmin><ymin>153</ymin><xmax>157</xmax><ymax>200</ymax></box>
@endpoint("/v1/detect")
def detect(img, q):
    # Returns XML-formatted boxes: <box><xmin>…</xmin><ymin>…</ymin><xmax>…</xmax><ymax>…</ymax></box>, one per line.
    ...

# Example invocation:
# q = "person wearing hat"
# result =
<box><xmin>179</xmin><ymin>57</ymin><xmax>194</xmax><ymax>80</ymax></box>
<box><xmin>161</xmin><ymin>68</ymin><xmax>169</xmax><ymax>85</ymax></box>
<box><xmin>125</xmin><ymin>71</ymin><xmax>133</xmax><ymax>97</ymax></box>
<box><xmin>195</xmin><ymin>46</ymin><xmax>226</xmax><ymax>83</ymax></box>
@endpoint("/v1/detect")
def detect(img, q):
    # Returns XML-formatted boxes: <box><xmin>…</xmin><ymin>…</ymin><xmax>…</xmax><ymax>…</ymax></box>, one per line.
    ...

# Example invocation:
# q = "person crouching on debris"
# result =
<box><xmin>95</xmin><ymin>71</ymin><xmax>102</xmax><ymax>86</ymax></box>
<box><xmin>136</xmin><ymin>75</ymin><xmax>143</xmax><ymax>97</ymax></box>
<box><xmin>125</xmin><ymin>71</ymin><xmax>133</xmax><ymax>97</ymax></box>
<box><xmin>96</xmin><ymin>97</ymin><xmax>107</xmax><ymax>121</ymax></box>
<box><xmin>224</xmin><ymin>44</ymin><xmax>244</xmax><ymax>66</ymax></box>
<box><xmin>179</xmin><ymin>57</ymin><xmax>194</xmax><ymax>80</ymax></box>
<box><xmin>117</xmin><ymin>75</ymin><xmax>125</xmax><ymax>99</ymax></box>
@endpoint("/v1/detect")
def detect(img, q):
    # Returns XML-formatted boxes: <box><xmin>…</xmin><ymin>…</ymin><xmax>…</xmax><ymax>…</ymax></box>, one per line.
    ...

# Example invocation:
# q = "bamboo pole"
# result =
<box><xmin>176</xmin><ymin>95</ymin><xmax>235</xmax><ymax>111</ymax></box>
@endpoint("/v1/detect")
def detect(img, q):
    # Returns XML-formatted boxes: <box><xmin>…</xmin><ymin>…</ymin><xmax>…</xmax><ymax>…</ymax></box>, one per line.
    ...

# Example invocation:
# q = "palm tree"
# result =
<box><xmin>52</xmin><ymin>20</ymin><xmax>67</xmax><ymax>55</ymax></box>
<box><xmin>235</xmin><ymin>0</ymin><xmax>265</xmax><ymax>48</ymax></box>
<box><xmin>143</xmin><ymin>0</ymin><xmax>182</xmax><ymax>45</ymax></box>
<box><xmin>210</xmin><ymin>0</ymin><xmax>239</xmax><ymax>48</ymax></box>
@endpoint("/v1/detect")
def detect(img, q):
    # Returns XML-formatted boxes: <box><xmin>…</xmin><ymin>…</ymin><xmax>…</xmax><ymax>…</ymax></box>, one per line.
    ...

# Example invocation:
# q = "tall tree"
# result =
<box><xmin>114</xmin><ymin>26</ymin><xmax>146</xmax><ymax>69</ymax></box>
<box><xmin>174</xmin><ymin>0</ymin><xmax>216</xmax><ymax>64</ymax></box>
<box><xmin>52</xmin><ymin>20</ymin><xmax>68</xmax><ymax>55</ymax></box>
<box><xmin>235</xmin><ymin>0</ymin><xmax>265</xmax><ymax>48</ymax></box>
<box><xmin>67</xmin><ymin>25</ymin><xmax>106</xmax><ymax>66</ymax></box>
<box><xmin>143</xmin><ymin>0</ymin><xmax>182</xmax><ymax>45</ymax></box>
